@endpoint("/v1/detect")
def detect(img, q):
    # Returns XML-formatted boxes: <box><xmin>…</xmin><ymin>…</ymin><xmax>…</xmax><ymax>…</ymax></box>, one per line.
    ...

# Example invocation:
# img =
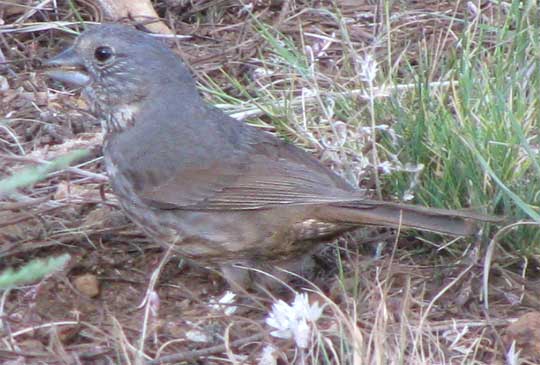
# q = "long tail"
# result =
<box><xmin>320</xmin><ymin>200</ymin><xmax>500</xmax><ymax>236</ymax></box>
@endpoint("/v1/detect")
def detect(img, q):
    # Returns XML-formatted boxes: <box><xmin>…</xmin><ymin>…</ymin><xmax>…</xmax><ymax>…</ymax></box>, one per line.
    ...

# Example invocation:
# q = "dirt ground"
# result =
<box><xmin>2</xmin><ymin>1</ymin><xmax>540</xmax><ymax>364</ymax></box>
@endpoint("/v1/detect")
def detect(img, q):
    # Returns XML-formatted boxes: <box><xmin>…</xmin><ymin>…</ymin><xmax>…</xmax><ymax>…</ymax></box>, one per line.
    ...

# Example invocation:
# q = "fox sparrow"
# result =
<box><xmin>44</xmin><ymin>24</ymin><xmax>496</xmax><ymax>289</ymax></box>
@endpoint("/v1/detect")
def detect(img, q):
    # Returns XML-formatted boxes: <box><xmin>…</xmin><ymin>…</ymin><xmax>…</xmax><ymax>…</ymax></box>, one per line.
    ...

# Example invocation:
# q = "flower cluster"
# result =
<box><xmin>265</xmin><ymin>292</ymin><xmax>324</xmax><ymax>349</ymax></box>
<box><xmin>209</xmin><ymin>290</ymin><xmax>237</xmax><ymax>316</ymax></box>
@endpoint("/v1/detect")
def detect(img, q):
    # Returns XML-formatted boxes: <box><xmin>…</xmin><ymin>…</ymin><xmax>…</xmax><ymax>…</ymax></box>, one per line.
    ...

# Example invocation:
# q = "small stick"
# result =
<box><xmin>146</xmin><ymin>333</ymin><xmax>265</xmax><ymax>364</ymax></box>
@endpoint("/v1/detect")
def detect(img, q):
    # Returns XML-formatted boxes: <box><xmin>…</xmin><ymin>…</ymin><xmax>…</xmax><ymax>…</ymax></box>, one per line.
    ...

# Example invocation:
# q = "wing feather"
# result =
<box><xmin>113</xmin><ymin>107</ymin><xmax>358</xmax><ymax>211</ymax></box>
<box><xmin>135</xmin><ymin>139</ymin><xmax>358</xmax><ymax>210</ymax></box>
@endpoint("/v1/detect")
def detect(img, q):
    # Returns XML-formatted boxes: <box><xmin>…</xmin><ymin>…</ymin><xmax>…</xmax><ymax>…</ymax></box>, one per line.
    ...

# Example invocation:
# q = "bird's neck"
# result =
<box><xmin>94</xmin><ymin>82</ymin><xmax>206</xmax><ymax>136</ymax></box>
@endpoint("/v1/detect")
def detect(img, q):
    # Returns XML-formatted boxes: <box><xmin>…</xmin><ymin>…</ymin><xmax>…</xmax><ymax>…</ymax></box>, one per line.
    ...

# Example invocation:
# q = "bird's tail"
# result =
<box><xmin>319</xmin><ymin>200</ymin><xmax>500</xmax><ymax>236</ymax></box>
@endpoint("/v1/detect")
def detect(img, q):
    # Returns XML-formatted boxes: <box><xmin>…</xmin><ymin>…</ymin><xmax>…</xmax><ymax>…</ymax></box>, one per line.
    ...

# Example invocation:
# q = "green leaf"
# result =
<box><xmin>0</xmin><ymin>149</ymin><xmax>88</xmax><ymax>195</ymax></box>
<box><xmin>0</xmin><ymin>254</ymin><xmax>71</xmax><ymax>289</ymax></box>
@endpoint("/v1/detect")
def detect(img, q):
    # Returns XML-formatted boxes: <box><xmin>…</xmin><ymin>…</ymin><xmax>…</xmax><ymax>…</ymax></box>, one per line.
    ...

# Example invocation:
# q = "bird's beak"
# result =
<box><xmin>42</xmin><ymin>47</ymin><xmax>91</xmax><ymax>87</ymax></box>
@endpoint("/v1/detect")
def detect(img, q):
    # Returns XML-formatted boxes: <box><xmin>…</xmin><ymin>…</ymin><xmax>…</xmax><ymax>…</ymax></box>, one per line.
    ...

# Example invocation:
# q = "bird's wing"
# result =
<box><xmin>118</xmin><ymin>118</ymin><xmax>361</xmax><ymax>211</ymax></box>
<box><xmin>139</xmin><ymin>159</ymin><xmax>358</xmax><ymax>210</ymax></box>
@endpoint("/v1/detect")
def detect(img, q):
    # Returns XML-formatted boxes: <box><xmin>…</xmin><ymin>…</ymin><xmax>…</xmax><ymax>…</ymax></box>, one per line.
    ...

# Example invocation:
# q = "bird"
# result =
<box><xmin>44</xmin><ymin>24</ymin><xmax>497</xmax><ymax>290</ymax></box>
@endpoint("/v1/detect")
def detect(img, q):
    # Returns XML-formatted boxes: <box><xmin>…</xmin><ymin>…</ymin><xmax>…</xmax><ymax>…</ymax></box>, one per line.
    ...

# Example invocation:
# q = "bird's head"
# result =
<box><xmin>44</xmin><ymin>24</ymin><xmax>198</xmax><ymax>110</ymax></box>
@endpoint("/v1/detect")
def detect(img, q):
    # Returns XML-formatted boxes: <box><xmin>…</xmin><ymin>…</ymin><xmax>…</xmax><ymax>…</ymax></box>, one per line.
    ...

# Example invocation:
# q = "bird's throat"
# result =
<box><xmin>100</xmin><ymin>103</ymin><xmax>140</xmax><ymax>135</ymax></box>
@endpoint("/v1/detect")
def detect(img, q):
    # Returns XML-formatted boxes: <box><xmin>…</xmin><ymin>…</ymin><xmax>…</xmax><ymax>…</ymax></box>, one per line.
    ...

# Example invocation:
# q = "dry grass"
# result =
<box><xmin>1</xmin><ymin>1</ymin><xmax>539</xmax><ymax>364</ymax></box>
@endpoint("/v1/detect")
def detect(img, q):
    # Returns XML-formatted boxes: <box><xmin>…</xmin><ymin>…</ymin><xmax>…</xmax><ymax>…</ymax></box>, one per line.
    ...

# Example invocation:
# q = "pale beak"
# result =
<box><xmin>42</xmin><ymin>47</ymin><xmax>91</xmax><ymax>87</ymax></box>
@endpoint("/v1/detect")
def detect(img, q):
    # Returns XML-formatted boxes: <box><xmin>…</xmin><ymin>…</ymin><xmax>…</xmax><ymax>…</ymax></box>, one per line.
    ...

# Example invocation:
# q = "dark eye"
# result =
<box><xmin>94</xmin><ymin>46</ymin><xmax>114</xmax><ymax>63</ymax></box>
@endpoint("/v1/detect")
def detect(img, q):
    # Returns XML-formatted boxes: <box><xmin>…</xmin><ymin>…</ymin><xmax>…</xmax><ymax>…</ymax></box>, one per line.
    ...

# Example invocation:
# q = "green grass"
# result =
<box><xmin>386</xmin><ymin>2</ymin><xmax>540</xmax><ymax>254</ymax></box>
<box><xmin>201</xmin><ymin>1</ymin><xmax>540</xmax><ymax>260</ymax></box>
<box><xmin>0</xmin><ymin>150</ymin><xmax>86</xmax><ymax>288</ymax></box>
<box><xmin>0</xmin><ymin>149</ymin><xmax>88</xmax><ymax>194</ymax></box>
<box><xmin>196</xmin><ymin>4</ymin><xmax>539</xmax><ymax>361</ymax></box>
<box><xmin>0</xmin><ymin>254</ymin><xmax>70</xmax><ymax>289</ymax></box>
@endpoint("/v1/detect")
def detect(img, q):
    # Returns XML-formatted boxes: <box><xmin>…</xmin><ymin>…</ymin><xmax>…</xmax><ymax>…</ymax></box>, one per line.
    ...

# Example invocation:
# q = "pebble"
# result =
<box><xmin>73</xmin><ymin>274</ymin><xmax>100</xmax><ymax>297</ymax></box>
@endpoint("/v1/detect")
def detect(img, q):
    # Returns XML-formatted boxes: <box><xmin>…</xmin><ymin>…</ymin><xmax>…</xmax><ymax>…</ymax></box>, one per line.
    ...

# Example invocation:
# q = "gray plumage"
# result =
<box><xmin>44</xmin><ymin>24</ymin><xmax>498</xmax><ymax>290</ymax></box>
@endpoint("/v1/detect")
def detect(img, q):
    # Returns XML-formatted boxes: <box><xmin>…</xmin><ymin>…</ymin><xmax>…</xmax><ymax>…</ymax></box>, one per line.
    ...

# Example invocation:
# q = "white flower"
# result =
<box><xmin>238</xmin><ymin>3</ymin><xmax>253</xmax><ymax>16</ymax></box>
<box><xmin>378</xmin><ymin>161</ymin><xmax>394</xmax><ymax>175</ymax></box>
<box><xmin>301</xmin><ymin>87</ymin><xmax>317</xmax><ymax>98</ymax></box>
<box><xmin>293</xmin><ymin>318</ymin><xmax>310</xmax><ymax>349</ymax></box>
<box><xmin>360</xmin><ymin>53</ymin><xmax>378</xmax><ymax>83</ymax></box>
<box><xmin>402</xmin><ymin>192</ymin><xmax>415</xmax><ymax>202</ymax></box>
<box><xmin>209</xmin><ymin>291</ymin><xmax>237</xmax><ymax>316</ymax></box>
<box><xmin>258</xmin><ymin>345</ymin><xmax>278</xmax><ymax>365</ymax></box>
<box><xmin>467</xmin><ymin>1</ymin><xmax>479</xmax><ymax>17</ymax></box>
<box><xmin>292</xmin><ymin>292</ymin><xmax>323</xmax><ymax>322</ymax></box>
<box><xmin>185</xmin><ymin>329</ymin><xmax>210</xmax><ymax>343</ymax></box>
<box><xmin>265</xmin><ymin>292</ymin><xmax>324</xmax><ymax>348</ymax></box>
<box><xmin>148</xmin><ymin>290</ymin><xmax>160</xmax><ymax>317</ymax></box>
<box><xmin>253</xmin><ymin>67</ymin><xmax>274</xmax><ymax>80</ymax></box>
<box><xmin>506</xmin><ymin>340</ymin><xmax>521</xmax><ymax>365</ymax></box>
<box><xmin>266</xmin><ymin>299</ymin><xmax>296</xmax><ymax>339</ymax></box>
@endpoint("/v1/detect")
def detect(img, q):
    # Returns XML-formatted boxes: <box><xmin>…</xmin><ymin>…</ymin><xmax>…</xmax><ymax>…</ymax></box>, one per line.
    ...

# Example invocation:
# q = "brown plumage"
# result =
<box><xmin>44</xmin><ymin>24</ymin><xmax>498</xmax><ymax>290</ymax></box>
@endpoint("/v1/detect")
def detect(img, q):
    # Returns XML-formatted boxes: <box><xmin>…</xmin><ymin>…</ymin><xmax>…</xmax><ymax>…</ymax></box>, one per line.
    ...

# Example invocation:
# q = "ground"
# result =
<box><xmin>1</xmin><ymin>1</ymin><xmax>540</xmax><ymax>364</ymax></box>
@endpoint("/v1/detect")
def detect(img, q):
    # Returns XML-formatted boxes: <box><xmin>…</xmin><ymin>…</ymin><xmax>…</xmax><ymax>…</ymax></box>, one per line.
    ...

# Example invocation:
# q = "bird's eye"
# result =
<box><xmin>94</xmin><ymin>46</ymin><xmax>114</xmax><ymax>63</ymax></box>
